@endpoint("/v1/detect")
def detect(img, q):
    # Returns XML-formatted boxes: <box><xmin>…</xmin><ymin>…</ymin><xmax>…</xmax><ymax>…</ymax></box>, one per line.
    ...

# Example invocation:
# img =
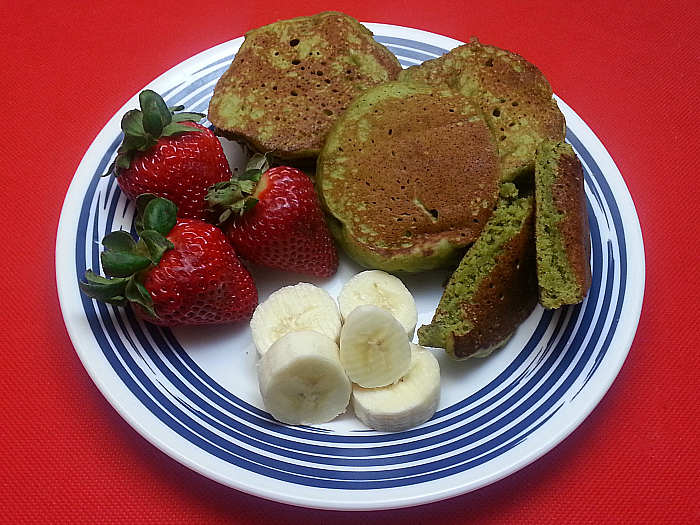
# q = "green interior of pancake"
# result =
<box><xmin>418</xmin><ymin>183</ymin><xmax>531</xmax><ymax>350</ymax></box>
<box><xmin>535</xmin><ymin>143</ymin><xmax>580</xmax><ymax>308</ymax></box>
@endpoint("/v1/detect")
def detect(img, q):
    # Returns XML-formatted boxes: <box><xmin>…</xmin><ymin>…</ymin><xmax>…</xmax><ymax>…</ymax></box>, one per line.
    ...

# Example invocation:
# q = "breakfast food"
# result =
<box><xmin>534</xmin><ymin>139</ymin><xmax>592</xmax><ymax>308</ymax></box>
<box><xmin>108</xmin><ymin>90</ymin><xmax>232</xmax><ymax>220</ymax></box>
<box><xmin>316</xmin><ymin>80</ymin><xmax>502</xmax><ymax>273</ymax></box>
<box><xmin>84</xmin><ymin>13</ymin><xmax>596</xmax><ymax>431</ymax></box>
<box><xmin>351</xmin><ymin>343</ymin><xmax>440</xmax><ymax>432</ymax></box>
<box><xmin>208</xmin><ymin>11</ymin><xmax>402</xmax><ymax>160</ymax></box>
<box><xmin>339</xmin><ymin>305</ymin><xmax>412</xmax><ymax>388</ymax></box>
<box><xmin>249</xmin><ymin>282</ymin><xmax>342</xmax><ymax>355</ymax></box>
<box><xmin>251</xmin><ymin>275</ymin><xmax>439</xmax><ymax>430</ymax></box>
<box><xmin>80</xmin><ymin>196</ymin><xmax>258</xmax><ymax>326</ymax></box>
<box><xmin>208</xmin><ymin>158</ymin><xmax>339</xmax><ymax>277</ymax></box>
<box><xmin>400</xmin><ymin>37</ymin><xmax>566</xmax><ymax>182</ymax></box>
<box><xmin>417</xmin><ymin>184</ymin><xmax>539</xmax><ymax>359</ymax></box>
<box><xmin>337</xmin><ymin>269</ymin><xmax>418</xmax><ymax>337</ymax></box>
<box><xmin>257</xmin><ymin>330</ymin><xmax>352</xmax><ymax>425</ymax></box>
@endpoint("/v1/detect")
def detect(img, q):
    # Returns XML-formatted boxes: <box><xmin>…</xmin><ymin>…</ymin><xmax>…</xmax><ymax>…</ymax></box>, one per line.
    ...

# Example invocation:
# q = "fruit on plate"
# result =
<box><xmin>337</xmin><ymin>269</ymin><xmax>418</xmax><ymax>338</ymax></box>
<box><xmin>257</xmin><ymin>330</ymin><xmax>352</xmax><ymax>425</ymax></box>
<box><xmin>107</xmin><ymin>90</ymin><xmax>232</xmax><ymax>220</ymax></box>
<box><xmin>79</xmin><ymin>195</ymin><xmax>258</xmax><ymax>326</ymax></box>
<box><xmin>250</xmin><ymin>279</ymin><xmax>436</xmax><ymax>430</ymax></box>
<box><xmin>351</xmin><ymin>343</ymin><xmax>441</xmax><ymax>432</ymax></box>
<box><xmin>249</xmin><ymin>282</ymin><xmax>342</xmax><ymax>355</ymax></box>
<box><xmin>207</xmin><ymin>155</ymin><xmax>339</xmax><ymax>277</ymax></box>
<box><xmin>339</xmin><ymin>305</ymin><xmax>411</xmax><ymax>388</ymax></box>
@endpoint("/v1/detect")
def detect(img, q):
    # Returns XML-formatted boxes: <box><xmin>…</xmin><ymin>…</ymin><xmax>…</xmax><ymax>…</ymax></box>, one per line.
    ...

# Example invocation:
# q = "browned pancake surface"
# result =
<box><xmin>400</xmin><ymin>38</ymin><xmax>566</xmax><ymax>180</ymax></box>
<box><xmin>208</xmin><ymin>12</ymin><xmax>402</xmax><ymax>159</ymax></box>
<box><xmin>317</xmin><ymin>81</ymin><xmax>502</xmax><ymax>272</ymax></box>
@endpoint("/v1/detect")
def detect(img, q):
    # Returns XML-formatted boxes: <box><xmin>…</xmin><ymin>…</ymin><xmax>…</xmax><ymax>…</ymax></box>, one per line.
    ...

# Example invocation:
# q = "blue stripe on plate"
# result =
<box><xmin>77</xmin><ymin>189</ymin><xmax>614</xmax><ymax>488</ymax></box>
<box><xmin>374</xmin><ymin>36</ymin><xmax>450</xmax><ymax>58</ymax></box>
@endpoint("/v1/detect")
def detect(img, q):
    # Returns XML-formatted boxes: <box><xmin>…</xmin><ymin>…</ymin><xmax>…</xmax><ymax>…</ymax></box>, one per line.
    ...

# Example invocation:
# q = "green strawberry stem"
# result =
<box><xmin>79</xmin><ymin>195</ymin><xmax>177</xmax><ymax>318</ymax></box>
<box><xmin>105</xmin><ymin>90</ymin><xmax>206</xmax><ymax>177</ymax></box>
<box><xmin>205</xmin><ymin>153</ymin><xmax>271</xmax><ymax>224</ymax></box>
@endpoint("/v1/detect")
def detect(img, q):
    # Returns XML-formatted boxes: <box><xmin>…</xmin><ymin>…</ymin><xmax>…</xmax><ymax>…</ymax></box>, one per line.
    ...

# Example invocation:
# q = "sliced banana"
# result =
<box><xmin>352</xmin><ymin>343</ymin><xmax>441</xmax><ymax>432</ymax></box>
<box><xmin>338</xmin><ymin>270</ymin><xmax>418</xmax><ymax>338</ymax></box>
<box><xmin>250</xmin><ymin>282</ymin><xmax>342</xmax><ymax>355</ymax></box>
<box><xmin>339</xmin><ymin>304</ymin><xmax>411</xmax><ymax>388</ymax></box>
<box><xmin>257</xmin><ymin>330</ymin><xmax>352</xmax><ymax>425</ymax></box>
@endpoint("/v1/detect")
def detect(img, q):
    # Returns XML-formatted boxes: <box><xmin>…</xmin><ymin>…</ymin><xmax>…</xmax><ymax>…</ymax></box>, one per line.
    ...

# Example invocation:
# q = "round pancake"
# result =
<box><xmin>316</xmin><ymin>80</ymin><xmax>502</xmax><ymax>273</ymax></box>
<box><xmin>208</xmin><ymin>12</ymin><xmax>402</xmax><ymax>160</ymax></box>
<box><xmin>400</xmin><ymin>37</ymin><xmax>566</xmax><ymax>181</ymax></box>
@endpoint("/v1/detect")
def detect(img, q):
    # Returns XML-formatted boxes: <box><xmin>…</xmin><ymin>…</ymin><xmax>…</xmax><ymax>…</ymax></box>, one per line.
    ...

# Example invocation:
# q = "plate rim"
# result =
<box><xmin>56</xmin><ymin>22</ymin><xmax>645</xmax><ymax>511</ymax></box>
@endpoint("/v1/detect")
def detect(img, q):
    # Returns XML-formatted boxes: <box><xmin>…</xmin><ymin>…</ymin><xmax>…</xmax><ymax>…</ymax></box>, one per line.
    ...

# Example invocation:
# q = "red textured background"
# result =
<box><xmin>2</xmin><ymin>1</ymin><xmax>699</xmax><ymax>523</ymax></box>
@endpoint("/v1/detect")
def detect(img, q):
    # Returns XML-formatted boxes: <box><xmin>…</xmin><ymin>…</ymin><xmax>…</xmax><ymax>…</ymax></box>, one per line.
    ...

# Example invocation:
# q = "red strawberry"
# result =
<box><xmin>107</xmin><ymin>90</ymin><xmax>232</xmax><ymax>220</ymax></box>
<box><xmin>207</xmin><ymin>156</ymin><xmax>339</xmax><ymax>278</ymax></box>
<box><xmin>80</xmin><ymin>195</ymin><xmax>258</xmax><ymax>326</ymax></box>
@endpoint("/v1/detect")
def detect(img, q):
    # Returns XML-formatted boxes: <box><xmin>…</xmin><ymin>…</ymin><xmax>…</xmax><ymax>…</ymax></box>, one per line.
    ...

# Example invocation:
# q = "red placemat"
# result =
<box><xmin>2</xmin><ymin>0</ymin><xmax>699</xmax><ymax>523</ymax></box>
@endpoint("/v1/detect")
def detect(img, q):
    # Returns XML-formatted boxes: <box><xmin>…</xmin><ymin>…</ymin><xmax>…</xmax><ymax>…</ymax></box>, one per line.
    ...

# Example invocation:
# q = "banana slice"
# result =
<box><xmin>257</xmin><ymin>330</ymin><xmax>351</xmax><ymax>425</ymax></box>
<box><xmin>352</xmin><ymin>343</ymin><xmax>441</xmax><ymax>432</ymax></box>
<box><xmin>338</xmin><ymin>270</ymin><xmax>418</xmax><ymax>337</ymax></box>
<box><xmin>250</xmin><ymin>282</ymin><xmax>342</xmax><ymax>355</ymax></box>
<box><xmin>339</xmin><ymin>304</ymin><xmax>411</xmax><ymax>388</ymax></box>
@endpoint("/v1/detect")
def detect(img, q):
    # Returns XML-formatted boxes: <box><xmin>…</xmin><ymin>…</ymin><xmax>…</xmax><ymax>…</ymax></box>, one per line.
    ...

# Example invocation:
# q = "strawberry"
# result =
<box><xmin>80</xmin><ymin>195</ymin><xmax>258</xmax><ymax>326</ymax></box>
<box><xmin>107</xmin><ymin>90</ymin><xmax>232</xmax><ymax>220</ymax></box>
<box><xmin>207</xmin><ymin>155</ymin><xmax>339</xmax><ymax>278</ymax></box>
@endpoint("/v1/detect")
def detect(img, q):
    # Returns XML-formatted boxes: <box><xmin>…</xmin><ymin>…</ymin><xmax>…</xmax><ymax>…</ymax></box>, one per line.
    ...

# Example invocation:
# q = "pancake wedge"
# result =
<box><xmin>400</xmin><ymin>37</ymin><xmax>566</xmax><ymax>182</ymax></box>
<box><xmin>208</xmin><ymin>12</ymin><xmax>402</xmax><ymax>160</ymax></box>
<box><xmin>534</xmin><ymin>139</ymin><xmax>592</xmax><ymax>308</ymax></box>
<box><xmin>417</xmin><ymin>184</ymin><xmax>539</xmax><ymax>359</ymax></box>
<box><xmin>316</xmin><ymin>80</ymin><xmax>502</xmax><ymax>273</ymax></box>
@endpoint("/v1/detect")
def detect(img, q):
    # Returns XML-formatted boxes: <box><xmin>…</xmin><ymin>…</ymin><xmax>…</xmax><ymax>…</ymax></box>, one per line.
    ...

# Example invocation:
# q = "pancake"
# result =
<box><xmin>400</xmin><ymin>37</ymin><xmax>566</xmax><ymax>182</ymax></box>
<box><xmin>417</xmin><ymin>183</ymin><xmax>539</xmax><ymax>359</ymax></box>
<box><xmin>534</xmin><ymin>139</ymin><xmax>592</xmax><ymax>308</ymax></box>
<box><xmin>208</xmin><ymin>12</ymin><xmax>402</xmax><ymax>160</ymax></box>
<box><xmin>316</xmin><ymin>80</ymin><xmax>502</xmax><ymax>273</ymax></box>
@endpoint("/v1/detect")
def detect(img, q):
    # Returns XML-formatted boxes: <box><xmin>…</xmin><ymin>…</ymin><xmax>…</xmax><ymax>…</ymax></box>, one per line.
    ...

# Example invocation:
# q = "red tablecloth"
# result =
<box><xmin>3</xmin><ymin>1</ymin><xmax>699</xmax><ymax>523</ymax></box>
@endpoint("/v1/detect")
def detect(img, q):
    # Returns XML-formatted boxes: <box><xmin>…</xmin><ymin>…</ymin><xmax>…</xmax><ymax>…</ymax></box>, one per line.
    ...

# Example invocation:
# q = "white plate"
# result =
<box><xmin>56</xmin><ymin>23</ymin><xmax>645</xmax><ymax>510</ymax></box>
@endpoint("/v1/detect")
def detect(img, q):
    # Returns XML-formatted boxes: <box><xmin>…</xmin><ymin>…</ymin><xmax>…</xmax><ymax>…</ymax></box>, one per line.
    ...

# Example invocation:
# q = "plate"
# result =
<box><xmin>56</xmin><ymin>23</ymin><xmax>645</xmax><ymax>510</ymax></box>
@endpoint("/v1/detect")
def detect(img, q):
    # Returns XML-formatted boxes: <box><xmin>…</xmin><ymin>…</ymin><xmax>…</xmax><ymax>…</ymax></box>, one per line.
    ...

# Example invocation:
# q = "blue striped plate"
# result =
<box><xmin>56</xmin><ymin>23</ymin><xmax>645</xmax><ymax>510</ymax></box>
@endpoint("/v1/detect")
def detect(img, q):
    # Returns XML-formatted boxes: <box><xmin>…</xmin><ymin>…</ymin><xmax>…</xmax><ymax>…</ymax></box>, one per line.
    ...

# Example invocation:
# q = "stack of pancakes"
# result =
<box><xmin>209</xmin><ymin>12</ymin><xmax>591</xmax><ymax>359</ymax></box>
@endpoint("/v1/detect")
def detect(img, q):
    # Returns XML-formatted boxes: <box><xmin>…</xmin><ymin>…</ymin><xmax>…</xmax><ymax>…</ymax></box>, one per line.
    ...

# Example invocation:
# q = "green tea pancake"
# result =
<box><xmin>316</xmin><ymin>80</ymin><xmax>502</xmax><ymax>273</ymax></box>
<box><xmin>400</xmin><ymin>37</ymin><xmax>566</xmax><ymax>182</ymax></box>
<box><xmin>208</xmin><ymin>12</ymin><xmax>402</xmax><ymax>160</ymax></box>
<box><xmin>534</xmin><ymin>139</ymin><xmax>592</xmax><ymax>309</ymax></box>
<box><xmin>417</xmin><ymin>184</ymin><xmax>539</xmax><ymax>359</ymax></box>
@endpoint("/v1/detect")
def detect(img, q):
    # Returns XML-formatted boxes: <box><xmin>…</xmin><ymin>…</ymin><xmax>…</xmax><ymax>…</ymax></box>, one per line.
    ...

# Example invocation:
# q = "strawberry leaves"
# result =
<box><xmin>140</xmin><ymin>89</ymin><xmax>173</xmax><ymax>138</ymax></box>
<box><xmin>206</xmin><ymin>153</ymin><xmax>270</xmax><ymax>224</ymax></box>
<box><xmin>79</xmin><ymin>195</ymin><xmax>177</xmax><ymax>319</ymax></box>
<box><xmin>106</xmin><ymin>90</ymin><xmax>206</xmax><ymax>177</ymax></box>
<box><xmin>134</xmin><ymin>193</ymin><xmax>177</xmax><ymax>237</ymax></box>
<box><xmin>80</xmin><ymin>270</ymin><xmax>131</xmax><ymax>307</ymax></box>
